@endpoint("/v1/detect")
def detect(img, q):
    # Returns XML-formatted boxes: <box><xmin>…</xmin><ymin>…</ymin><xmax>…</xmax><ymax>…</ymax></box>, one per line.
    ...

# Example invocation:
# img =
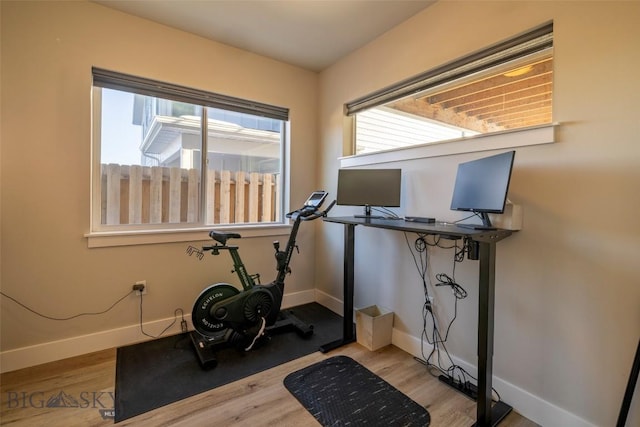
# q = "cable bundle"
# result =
<box><xmin>404</xmin><ymin>232</ymin><xmax>501</xmax><ymax>402</ymax></box>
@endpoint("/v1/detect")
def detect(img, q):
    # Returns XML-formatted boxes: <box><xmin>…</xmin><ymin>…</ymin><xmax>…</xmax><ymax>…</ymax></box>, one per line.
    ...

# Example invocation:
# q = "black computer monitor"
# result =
<box><xmin>337</xmin><ymin>168</ymin><xmax>401</xmax><ymax>218</ymax></box>
<box><xmin>450</xmin><ymin>151</ymin><xmax>515</xmax><ymax>228</ymax></box>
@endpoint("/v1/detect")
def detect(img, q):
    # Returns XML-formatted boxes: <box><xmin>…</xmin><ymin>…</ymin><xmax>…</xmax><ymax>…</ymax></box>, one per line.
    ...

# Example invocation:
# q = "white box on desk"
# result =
<box><xmin>489</xmin><ymin>202</ymin><xmax>523</xmax><ymax>230</ymax></box>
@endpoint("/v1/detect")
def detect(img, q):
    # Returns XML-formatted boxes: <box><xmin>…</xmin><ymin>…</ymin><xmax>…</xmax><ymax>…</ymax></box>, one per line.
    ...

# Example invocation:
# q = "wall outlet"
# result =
<box><xmin>426</xmin><ymin>295</ymin><xmax>435</xmax><ymax>310</ymax></box>
<box><xmin>133</xmin><ymin>280</ymin><xmax>147</xmax><ymax>296</ymax></box>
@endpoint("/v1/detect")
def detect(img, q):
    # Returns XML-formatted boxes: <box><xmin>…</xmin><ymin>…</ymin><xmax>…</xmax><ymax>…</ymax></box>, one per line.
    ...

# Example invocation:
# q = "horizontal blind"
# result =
<box><xmin>92</xmin><ymin>67</ymin><xmax>289</xmax><ymax>121</ymax></box>
<box><xmin>345</xmin><ymin>22</ymin><xmax>553</xmax><ymax>116</ymax></box>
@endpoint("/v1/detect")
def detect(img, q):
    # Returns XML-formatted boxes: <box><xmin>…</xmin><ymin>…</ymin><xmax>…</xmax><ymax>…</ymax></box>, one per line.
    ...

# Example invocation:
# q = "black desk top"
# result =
<box><xmin>323</xmin><ymin>216</ymin><xmax>512</xmax><ymax>243</ymax></box>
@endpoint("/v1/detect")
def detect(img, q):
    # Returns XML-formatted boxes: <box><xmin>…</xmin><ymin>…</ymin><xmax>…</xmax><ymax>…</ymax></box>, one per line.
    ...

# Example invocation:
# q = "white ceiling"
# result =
<box><xmin>92</xmin><ymin>0</ymin><xmax>435</xmax><ymax>72</ymax></box>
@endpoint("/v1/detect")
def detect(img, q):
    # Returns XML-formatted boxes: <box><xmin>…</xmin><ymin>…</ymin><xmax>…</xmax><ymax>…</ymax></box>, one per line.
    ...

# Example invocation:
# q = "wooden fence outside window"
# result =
<box><xmin>101</xmin><ymin>164</ymin><xmax>280</xmax><ymax>226</ymax></box>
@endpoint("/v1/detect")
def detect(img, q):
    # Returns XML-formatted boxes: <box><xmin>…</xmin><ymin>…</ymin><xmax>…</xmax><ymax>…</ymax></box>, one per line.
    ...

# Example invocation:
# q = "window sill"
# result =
<box><xmin>340</xmin><ymin>124</ymin><xmax>557</xmax><ymax>167</ymax></box>
<box><xmin>86</xmin><ymin>224</ymin><xmax>292</xmax><ymax>248</ymax></box>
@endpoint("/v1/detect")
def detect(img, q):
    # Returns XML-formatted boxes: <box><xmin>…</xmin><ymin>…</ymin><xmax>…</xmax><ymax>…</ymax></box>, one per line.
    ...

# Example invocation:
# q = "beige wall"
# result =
<box><xmin>0</xmin><ymin>1</ymin><xmax>318</xmax><ymax>352</ymax></box>
<box><xmin>317</xmin><ymin>1</ymin><xmax>639</xmax><ymax>426</ymax></box>
<box><xmin>2</xmin><ymin>0</ymin><xmax>640</xmax><ymax>426</ymax></box>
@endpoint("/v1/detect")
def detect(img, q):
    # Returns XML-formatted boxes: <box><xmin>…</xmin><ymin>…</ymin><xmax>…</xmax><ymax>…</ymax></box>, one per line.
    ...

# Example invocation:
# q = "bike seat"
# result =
<box><xmin>209</xmin><ymin>230</ymin><xmax>241</xmax><ymax>245</ymax></box>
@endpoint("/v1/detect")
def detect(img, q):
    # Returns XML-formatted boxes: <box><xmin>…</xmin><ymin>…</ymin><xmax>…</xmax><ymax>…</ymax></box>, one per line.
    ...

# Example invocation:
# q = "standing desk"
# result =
<box><xmin>321</xmin><ymin>216</ymin><xmax>513</xmax><ymax>427</ymax></box>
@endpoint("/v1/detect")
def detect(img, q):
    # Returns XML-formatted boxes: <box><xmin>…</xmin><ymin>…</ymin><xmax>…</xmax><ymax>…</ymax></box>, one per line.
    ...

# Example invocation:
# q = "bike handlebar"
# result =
<box><xmin>286</xmin><ymin>199</ymin><xmax>336</xmax><ymax>221</ymax></box>
<box><xmin>310</xmin><ymin>200</ymin><xmax>336</xmax><ymax>219</ymax></box>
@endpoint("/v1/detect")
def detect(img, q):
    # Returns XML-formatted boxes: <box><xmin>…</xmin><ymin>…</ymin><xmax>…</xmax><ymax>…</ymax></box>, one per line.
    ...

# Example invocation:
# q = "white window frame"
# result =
<box><xmin>87</xmin><ymin>69</ymin><xmax>291</xmax><ymax>248</ymax></box>
<box><xmin>345</xmin><ymin>22</ymin><xmax>555</xmax><ymax>164</ymax></box>
<box><xmin>340</xmin><ymin>123</ymin><xmax>556</xmax><ymax>168</ymax></box>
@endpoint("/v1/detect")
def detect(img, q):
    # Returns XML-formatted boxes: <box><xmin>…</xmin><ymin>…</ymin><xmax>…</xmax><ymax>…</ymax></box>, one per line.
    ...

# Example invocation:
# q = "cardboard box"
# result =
<box><xmin>356</xmin><ymin>305</ymin><xmax>394</xmax><ymax>351</ymax></box>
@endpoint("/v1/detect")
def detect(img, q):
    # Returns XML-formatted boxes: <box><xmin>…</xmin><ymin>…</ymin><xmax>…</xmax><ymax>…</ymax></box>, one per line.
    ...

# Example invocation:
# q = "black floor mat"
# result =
<box><xmin>284</xmin><ymin>355</ymin><xmax>430</xmax><ymax>426</ymax></box>
<box><xmin>114</xmin><ymin>303</ymin><xmax>342</xmax><ymax>422</ymax></box>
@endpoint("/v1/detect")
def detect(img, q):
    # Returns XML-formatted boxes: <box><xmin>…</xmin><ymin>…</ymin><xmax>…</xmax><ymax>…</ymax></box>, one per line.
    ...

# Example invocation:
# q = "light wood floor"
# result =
<box><xmin>1</xmin><ymin>342</ymin><xmax>539</xmax><ymax>426</ymax></box>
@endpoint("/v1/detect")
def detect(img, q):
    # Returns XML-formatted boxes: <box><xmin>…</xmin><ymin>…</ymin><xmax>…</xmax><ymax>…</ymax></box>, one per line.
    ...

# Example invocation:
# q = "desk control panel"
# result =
<box><xmin>456</xmin><ymin>223</ymin><xmax>497</xmax><ymax>231</ymax></box>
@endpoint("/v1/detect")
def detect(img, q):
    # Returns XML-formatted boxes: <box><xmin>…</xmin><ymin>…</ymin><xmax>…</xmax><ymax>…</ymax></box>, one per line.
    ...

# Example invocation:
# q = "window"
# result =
<box><xmin>348</xmin><ymin>23</ymin><xmax>553</xmax><ymax>155</ymax></box>
<box><xmin>91</xmin><ymin>68</ymin><xmax>288</xmax><ymax>235</ymax></box>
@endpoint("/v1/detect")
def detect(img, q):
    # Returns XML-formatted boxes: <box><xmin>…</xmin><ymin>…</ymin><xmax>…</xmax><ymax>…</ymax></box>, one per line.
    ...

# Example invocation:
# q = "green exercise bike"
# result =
<box><xmin>188</xmin><ymin>191</ymin><xmax>334</xmax><ymax>369</ymax></box>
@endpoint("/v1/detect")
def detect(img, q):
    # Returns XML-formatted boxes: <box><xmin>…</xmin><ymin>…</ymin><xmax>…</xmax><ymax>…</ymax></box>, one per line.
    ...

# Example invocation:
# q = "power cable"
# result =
<box><xmin>1</xmin><ymin>289</ymin><xmax>187</xmax><ymax>340</ymax></box>
<box><xmin>0</xmin><ymin>289</ymin><xmax>133</xmax><ymax>320</ymax></box>
<box><xmin>137</xmin><ymin>292</ymin><xmax>186</xmax><ymax>339</ymax></box>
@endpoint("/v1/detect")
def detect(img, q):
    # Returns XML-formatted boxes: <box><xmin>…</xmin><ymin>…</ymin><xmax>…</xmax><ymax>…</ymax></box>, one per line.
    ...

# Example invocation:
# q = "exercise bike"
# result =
<box><xmin>189</xmin><ymin>191</ymin><xmax>334</xmax><ymax>369</ymax></box>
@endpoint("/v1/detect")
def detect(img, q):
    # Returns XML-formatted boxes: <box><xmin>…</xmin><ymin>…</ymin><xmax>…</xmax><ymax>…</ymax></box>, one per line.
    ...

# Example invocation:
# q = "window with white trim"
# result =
<box><xmin>91</xmin><ymin>68</ymin><xmax>288</xmax><ymax>233</ymax></box>
<box><xmin>348</xmin><ymin>22</ymin><xmax>553</xmax><ymax>155</ymax></box>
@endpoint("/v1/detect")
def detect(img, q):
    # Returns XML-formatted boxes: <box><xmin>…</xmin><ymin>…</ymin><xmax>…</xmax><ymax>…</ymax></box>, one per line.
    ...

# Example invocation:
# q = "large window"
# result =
<box><xmin>348</xmin><ymin>23</ymin><xmax>553</xmax><ymax>155</ymax></box>
<box><xmin>91</xmin><ymin>69</ymin><xmax>288</xmax><ymax>235</ymax></box>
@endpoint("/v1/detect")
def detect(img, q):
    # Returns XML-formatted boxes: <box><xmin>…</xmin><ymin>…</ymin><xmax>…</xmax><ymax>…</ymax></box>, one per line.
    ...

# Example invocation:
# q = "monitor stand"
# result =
<box><xmin>354</xmin><ymin>205</ymin><xmax>385</xmax><ymax>219</ymax></box>
<box><xmin>479</xmin><ymin>212</ymin><xmax>493</xmax><ymax>228</ymax></box>
<box><xmin>457</xmin><ymin>213</ymin><xmax>496</xmax><ymax>231</ymax></box>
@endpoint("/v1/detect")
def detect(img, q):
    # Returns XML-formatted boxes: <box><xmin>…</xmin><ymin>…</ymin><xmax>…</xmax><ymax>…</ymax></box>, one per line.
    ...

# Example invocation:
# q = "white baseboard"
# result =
<box><xmin>391</xmin><ymin>328</ymin><xmax>597</xmax><ymax>427</ymax></box>
<box><xmin>0</xmin><ymin>316</ymin><xmax>187</xmax><ymax>373</ymax></box>
<box><xmin>313</xmin><ymin>289</ymin><xmax>344</xmax><ymax>316</ymax></box>
<box><xmin>281</xmin><ymin>289</ymin><xmax>316</xmax><ymax>309</ymax></box>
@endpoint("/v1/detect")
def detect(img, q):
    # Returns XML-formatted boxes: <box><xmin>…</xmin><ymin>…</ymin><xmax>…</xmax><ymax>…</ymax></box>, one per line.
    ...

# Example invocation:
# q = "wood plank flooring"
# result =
<box><xmin>1</xmin><ymin>342</ymin><xmax>539</xmax><ymax>426</ymax></box>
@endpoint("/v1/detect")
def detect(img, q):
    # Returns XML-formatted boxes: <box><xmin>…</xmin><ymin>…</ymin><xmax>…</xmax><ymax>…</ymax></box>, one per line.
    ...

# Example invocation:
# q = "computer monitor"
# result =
<box><xmin>450</xmin><ymin>150</ymin><xmax>515</xmax><ymax>228</ymax></box>
<box><xmin>337</xmin><ymin>168</ymin><xmax>401</xmax><ymax>218</ymax></box>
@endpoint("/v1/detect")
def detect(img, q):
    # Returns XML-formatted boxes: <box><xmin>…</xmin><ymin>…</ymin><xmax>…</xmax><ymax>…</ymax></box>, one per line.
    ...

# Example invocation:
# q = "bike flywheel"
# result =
<box><xmin>191</xmin><ymin>283</ymin><xmax>239</xmax><ymax>337</ymax></box>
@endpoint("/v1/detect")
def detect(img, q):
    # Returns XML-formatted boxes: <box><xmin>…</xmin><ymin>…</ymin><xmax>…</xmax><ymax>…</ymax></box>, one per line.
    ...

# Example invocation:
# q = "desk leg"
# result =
<box><xmin>320</xmin><ymin>223</ymin><xmax>356</xmax><ymax>352</ymax></box>
<box><xmin>473</xmin><ymin>241</ymin><xmax>512</xmax><ymax>427</ymax></box>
